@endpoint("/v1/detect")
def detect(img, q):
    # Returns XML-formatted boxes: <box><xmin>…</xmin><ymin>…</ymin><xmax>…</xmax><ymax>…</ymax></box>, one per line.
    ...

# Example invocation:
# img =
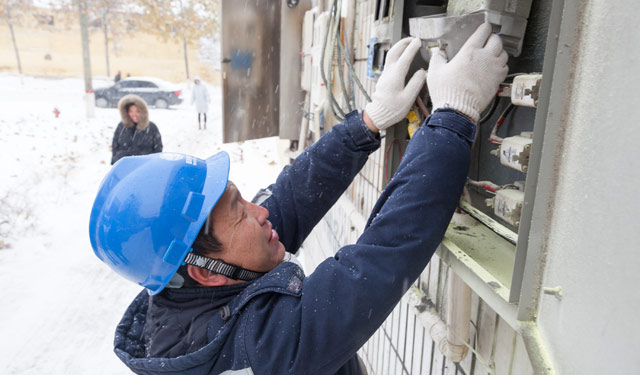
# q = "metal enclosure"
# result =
<box><xmin>221</xmin><ymin>0</ymin><xmax>281</xmax><ymax>143</ymax></box>
<box><xmin>279</xmin><ymin>0</ymin><xmax>313</xmax><ymax>141</ymax></box>
<box><xmin>301</xmin><ymin>0</ymin><xmax>556</xmax><ymax>373</ymax></box>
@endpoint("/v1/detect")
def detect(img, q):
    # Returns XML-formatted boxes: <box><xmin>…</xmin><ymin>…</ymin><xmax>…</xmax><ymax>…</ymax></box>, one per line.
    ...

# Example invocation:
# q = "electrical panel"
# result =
<box><xmin>304</xmin><ymin>0</ymin><xmax>552</xmax><ymax>306</ymax></box>
<box><xmin>379</xmin><ymin>0</ymin><xmax>554</xmax><ymax>305</ymax></box>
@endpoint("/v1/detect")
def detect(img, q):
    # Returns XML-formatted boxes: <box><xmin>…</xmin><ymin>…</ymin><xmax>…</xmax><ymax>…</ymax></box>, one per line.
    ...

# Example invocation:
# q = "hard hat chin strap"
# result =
<box><xmin>183</xmin><ymin>252</ymin><xmax>265</xmax><ymax>281</ymax></box>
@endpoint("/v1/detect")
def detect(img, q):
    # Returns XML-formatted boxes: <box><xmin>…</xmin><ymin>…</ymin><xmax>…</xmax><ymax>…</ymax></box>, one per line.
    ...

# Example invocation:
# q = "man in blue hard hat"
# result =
<box><xmin>90</xmin><ymin>24</ymin><xmax>507</xmax><ymax>375</ymax></box>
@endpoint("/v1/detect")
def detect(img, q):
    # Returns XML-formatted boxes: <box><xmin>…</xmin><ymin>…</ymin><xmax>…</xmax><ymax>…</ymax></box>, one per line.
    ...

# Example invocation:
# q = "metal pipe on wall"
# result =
<box><xmin>444</xmin><ymin>269</ymin><xmax>472</xmax><ymax>362</ymax></box>
<box><xmin>410</xmin><ymin>269</ymin><xmax>472</xmax><ymax>363</ymax></box>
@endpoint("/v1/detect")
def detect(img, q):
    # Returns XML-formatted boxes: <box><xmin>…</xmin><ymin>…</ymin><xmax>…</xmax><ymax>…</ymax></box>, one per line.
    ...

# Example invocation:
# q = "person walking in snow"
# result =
<box><xmin>110</xmin><ymin>94</ymin><xmax>163</xmax><ymax>165</ymax></box>
<box><xmin>191</xmin><ymin>76</ymin><xmax>210</xmax><ymax>130</ymax></box>
<box><xmin>114</xmin><ymin>70</ymin><xmax>121</xmax><ymax>83</ymax></box>
<box><xmin>90</xmin><ymin>24</ymin><xmax>507</xmax><ymax>375</ymax></box>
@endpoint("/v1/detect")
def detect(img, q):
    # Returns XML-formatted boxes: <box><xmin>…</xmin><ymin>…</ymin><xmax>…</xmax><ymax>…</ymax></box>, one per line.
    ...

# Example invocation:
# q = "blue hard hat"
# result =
<box><xmin>89</xmin><ymin>151</ymin><xmax>230</xmax><ymax>295</ymax></box>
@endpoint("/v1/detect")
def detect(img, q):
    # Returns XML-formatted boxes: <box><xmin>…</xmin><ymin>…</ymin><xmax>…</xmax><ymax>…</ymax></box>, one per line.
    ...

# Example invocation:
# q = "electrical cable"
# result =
<box><xmin>475</xmin><ymin>95</ymin><xmax>501</xmax><ymax>179</ymax></box>
<box><xmin>319</xmin><ymin>1</ymin><xmax>332</xmax><ymax>91</ymax></box>
<box><xmin>337</xmin><ymin>32</ymin><xmax>372</xmax><ymax>103</ymax></box>
<box><xmin>342</xmin><ymin>19</ymin><xmax>357</xmax><ymax>110</ymax></box>
<box><xmin>327</xmin><ymin>0</ymin><xmax>346</xmax><ymax>121</ymax></box>
<box><xmin>320</xmin><ymin>0</ymin><xmax>345</xmax><ymax>121</ymax></box>
<box><xmin>327</xmin><ymin>0</ymin><xmax>346</xmax><ymax>119</ymax></box>
<box><xmin>416</xmin><ymin>93</ymin><xmax>429</xmax><ymax>118</ymax></box>
<box><xmin>384</xmin><ymin>138</ymin><xmax>403</xmax><ymax>184</ymax></box>
<box><xmin>336</xmin><ymin>19</ymin><xmax>352</xmax><ymax>112</ymax></box>
<box><xmin>466</xmin><ymin>178</ymin><xmax>498</xmax><ymax>194</ymax></box>
<box><xmin>505</xmin><ymin>72</ymin><xmax>527</xmax><ymax>80</ymax></box>
<box><xmin>319</xmin><ymin>0</ymin><xmax>372</xmax><ymax>122</ymax></box>
<box><xmin>489</xmin><ymin>103</ymin><xmax>515</xmax><ymax>144</ymax></box>
<box><xmin>478</xmin><ymin>94</ymin><xmax>499</xmax><ymax>124</ymax></box>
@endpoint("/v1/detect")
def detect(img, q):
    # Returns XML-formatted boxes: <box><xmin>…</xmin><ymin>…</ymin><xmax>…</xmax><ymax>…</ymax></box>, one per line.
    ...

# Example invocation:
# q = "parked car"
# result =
<box><xmin>94</xmin><ymin>77</ymin><xmax>183</xmax><ymax>109</ymax></box>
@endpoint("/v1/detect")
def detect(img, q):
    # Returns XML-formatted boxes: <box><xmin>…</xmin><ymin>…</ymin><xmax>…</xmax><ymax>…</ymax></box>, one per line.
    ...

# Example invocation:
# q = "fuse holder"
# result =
<box><xmin>486</xmin><ymin>189</ymin><xmax>524</xmax><ymax>227</ymax></box>
<box><xmin>511</xmin><ymin>74</ymin><xmax>542</xmax><ymax>107</ymax></box>
<box><xmin>492</xmin><ymin>135</ymin><xmax>532</xmax><ymax>172</ymax></box>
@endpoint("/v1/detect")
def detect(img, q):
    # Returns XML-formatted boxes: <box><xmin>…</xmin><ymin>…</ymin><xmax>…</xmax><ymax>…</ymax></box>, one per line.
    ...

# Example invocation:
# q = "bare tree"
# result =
<box><xmin>91</xmin><ymin>0</ymin><xmax>132</xmax><ymax>78</ymax></box>
<box><xmin>50</xmin><ymin>0</ymin><xmax>133</xmax><ymax>78</ymax></box>
<box><xmin>0</xmin><ymin>0</ymin><xmax>32</xmax><ymax>75</ymax></box>
<box><xmin>136</xmin><ymin>0</ymin><xmax>219</xmax><ymax>79</ymax></box>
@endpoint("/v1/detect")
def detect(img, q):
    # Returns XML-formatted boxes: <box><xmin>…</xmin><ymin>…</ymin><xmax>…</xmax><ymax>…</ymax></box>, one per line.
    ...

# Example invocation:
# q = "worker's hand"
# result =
<box><xmin>364</xmin><ymin>37</ymin><xmax>426</xmax><ymax>131</ymax></box>
<box><xmin>427</xmin><ymin>23</ymin><xmax>508</xmax><ymax>123</ymax></box>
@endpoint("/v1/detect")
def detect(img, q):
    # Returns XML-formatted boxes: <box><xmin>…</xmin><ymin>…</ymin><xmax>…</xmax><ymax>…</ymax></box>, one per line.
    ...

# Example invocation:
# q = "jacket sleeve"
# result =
<box><xmin>261</xmin><ymin>110</ymin><xmax>380</xmax><ymax>254</ymax></box>
<box><xmin>151</xmin><ymin>123</ymin><xmax>163</xmax><ymax>153</ymax></box>
<box><xmin>249</xmin><ymin>109</ymin><xmax>476</xmax><ymax>375</ymax></box>
<box><xmin>111</xmin><ymin>123</ymin><xmax>123</xmax><ymax>165</ymax></box>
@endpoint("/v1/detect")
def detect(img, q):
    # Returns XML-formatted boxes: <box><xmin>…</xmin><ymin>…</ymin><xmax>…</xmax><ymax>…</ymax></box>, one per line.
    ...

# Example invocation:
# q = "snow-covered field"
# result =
<box><xmin>0</xmin><ymin>74</ymin><xmax>284</xmax><ymax>374</ymax></box>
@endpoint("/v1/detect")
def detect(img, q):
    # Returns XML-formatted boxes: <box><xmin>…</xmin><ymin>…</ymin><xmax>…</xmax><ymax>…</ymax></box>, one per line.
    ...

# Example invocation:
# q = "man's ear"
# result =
<box><xmin>187</xmin><ymin>265</ymin><xmax>229</xmax><ymax>287</ymax></box>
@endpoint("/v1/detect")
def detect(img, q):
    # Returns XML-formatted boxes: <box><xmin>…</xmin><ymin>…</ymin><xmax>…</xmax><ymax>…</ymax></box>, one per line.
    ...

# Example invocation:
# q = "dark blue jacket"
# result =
<box><xmin>113</xmin><ymin>109</ymin><xmax>475</xmax><ymax>374</ymax></box>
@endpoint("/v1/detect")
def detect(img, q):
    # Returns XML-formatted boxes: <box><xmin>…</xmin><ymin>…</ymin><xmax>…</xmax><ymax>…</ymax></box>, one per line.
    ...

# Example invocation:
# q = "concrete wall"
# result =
<box><xmin>537</xmin><ymin>0</ymin><xmax>640</xmax><ymax>373</ymax></box>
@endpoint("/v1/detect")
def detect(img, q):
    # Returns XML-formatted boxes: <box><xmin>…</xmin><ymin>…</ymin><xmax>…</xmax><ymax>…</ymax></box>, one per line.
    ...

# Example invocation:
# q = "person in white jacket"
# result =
<box><xmin>191</xmin><ymin>76</ymin><xmax>210</xmax><ymax>130</ymax></box>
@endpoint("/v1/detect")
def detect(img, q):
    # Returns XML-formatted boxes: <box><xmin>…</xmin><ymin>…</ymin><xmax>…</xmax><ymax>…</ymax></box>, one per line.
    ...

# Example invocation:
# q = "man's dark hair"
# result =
<box><xmin>176</xmin><ymin>221</ymin><xmax>224</xmax><ymax>287</ymax></box>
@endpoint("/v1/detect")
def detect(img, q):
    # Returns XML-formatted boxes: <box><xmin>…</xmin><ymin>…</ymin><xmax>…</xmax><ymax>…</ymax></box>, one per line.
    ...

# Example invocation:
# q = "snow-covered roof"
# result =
<box><xmin>122</xmin><ymin>76</ymin><xmax>180</xmax><ymax>89</ymax></box>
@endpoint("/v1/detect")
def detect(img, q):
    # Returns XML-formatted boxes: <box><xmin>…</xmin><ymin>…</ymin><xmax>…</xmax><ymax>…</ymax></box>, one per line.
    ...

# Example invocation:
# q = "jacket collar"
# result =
<box><xmin>114</xmin><ymin>261</ymin><xmax>305</xmax><ymax>373</ymax></box>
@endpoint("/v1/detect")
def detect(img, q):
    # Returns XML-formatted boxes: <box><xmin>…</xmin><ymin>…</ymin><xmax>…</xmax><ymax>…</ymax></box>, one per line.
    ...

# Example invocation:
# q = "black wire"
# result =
<box><xmin>475</xmin><ymin>133</ymin><xmax>482</xmax><ymax>180</ymax></box>
<box><xmin>475</xmin><ymin>97</ymin><xmax>502</xmax><ymax>179</ymax></box>
<box><xmin>489</xmin><ymin>102</ymin><xmax>516</xmax><ymax>146</ymax></box>
<box><xmin>478</xmin><ymin>95</ymin><xmax>499</xmax><ymax>124</ymax></box>
<box><xmin>496</xmin><ymin>103</ymin><xmax>516</xmax><ymax>128</ymax></box>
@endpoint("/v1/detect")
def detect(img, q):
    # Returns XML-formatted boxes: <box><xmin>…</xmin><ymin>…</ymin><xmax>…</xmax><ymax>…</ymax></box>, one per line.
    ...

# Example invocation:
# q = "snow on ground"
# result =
<box><xmin>0</xmin><ymin>74</ymin><xmax>284</xmax><ymax>374</ymax></box>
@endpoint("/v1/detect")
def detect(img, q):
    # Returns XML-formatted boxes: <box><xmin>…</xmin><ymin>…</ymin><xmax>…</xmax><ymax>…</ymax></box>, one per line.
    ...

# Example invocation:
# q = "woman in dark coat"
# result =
<box><xmin>111</xmin><ymin>94</ymin><xmax>163</xmax><ymax>165</ymax></box>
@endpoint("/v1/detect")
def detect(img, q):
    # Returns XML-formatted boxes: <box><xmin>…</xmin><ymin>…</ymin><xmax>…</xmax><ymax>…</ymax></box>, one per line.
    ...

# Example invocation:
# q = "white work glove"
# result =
<box><xmin>364</xmin><ymin>37</ymin><xmax>426</xmax><ymax>131</ymax></box>
<box><xmin>427</xmin><ymin>23</ymin><xmax>508</xmax><ymax>123</ymax></box>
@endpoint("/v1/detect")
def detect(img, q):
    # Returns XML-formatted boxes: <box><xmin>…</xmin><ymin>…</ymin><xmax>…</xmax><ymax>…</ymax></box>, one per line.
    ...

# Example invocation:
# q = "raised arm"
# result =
<box><xmin>261</xmin><ymin>112</ymin><xmax>380</xmax><ymax>254</ymax></box>
<box><xmin>262</xmin><ymin>37</ymin><xmax>427</xmax><ymax>255</ymax></box>
<box><xmin>248</xmin><ymin>24</ymin><xmax>509</xmax><ymax>374</ymax></box>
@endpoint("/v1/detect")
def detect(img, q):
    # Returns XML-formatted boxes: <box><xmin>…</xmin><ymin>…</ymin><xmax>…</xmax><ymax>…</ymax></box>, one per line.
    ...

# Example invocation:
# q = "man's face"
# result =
<box><xmin>209</xmin><ymin>181</ymin><xmax>285</xmax><ymax>276</ymax></box>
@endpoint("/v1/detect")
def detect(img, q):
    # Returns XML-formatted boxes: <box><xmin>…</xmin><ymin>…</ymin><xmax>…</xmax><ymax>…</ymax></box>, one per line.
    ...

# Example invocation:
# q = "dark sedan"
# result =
<box><xmin>95</xmin><ymin>77</ymin><xmax>183</xmax><ymax>109</ymax></box>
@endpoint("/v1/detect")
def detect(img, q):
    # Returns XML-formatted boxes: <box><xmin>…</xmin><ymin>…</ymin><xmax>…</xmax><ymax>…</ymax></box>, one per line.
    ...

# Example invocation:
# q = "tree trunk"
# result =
<box><xmin>102</xmin><ymin>14</ymin><xmax>110</xmax><ymax>77</ymax></box>
<box><xmin>182</xmin><ymin>33</ymin><xmax>190</xmax><ymax>79</ymax></box>
<box><xmin>78</xmin><ymin>0</ymin><xmax>93</xmax><ymax>92</ymax></box>
<box><xmin>5</xmin><ymin>8</ymin><xmax>23</xmax><ymax>75</ymax></box>
<box><xmin>177</xmin><ymin>0</ymin><xmax>190</xmax><ymax>80</ymax></box>
<box><xmin>78</xmin><ymin>0</ymin><xmax>95</xmax><ymax>118</ymax></box>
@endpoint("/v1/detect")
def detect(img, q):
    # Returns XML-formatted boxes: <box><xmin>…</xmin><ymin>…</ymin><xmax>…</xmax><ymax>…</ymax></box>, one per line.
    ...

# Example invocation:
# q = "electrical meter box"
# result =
<box><xmin>409</xmin><ymin>0</ymin><xmax>533</xmax><ymax>59</ymax></box>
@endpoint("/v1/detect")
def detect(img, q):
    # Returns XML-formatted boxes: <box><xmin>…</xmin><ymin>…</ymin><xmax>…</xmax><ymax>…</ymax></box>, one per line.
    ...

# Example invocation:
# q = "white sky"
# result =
<box><xmin>0</xmin><ymin>74</ymin><xmax>283</xmax><ymax>374</ymax></box>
